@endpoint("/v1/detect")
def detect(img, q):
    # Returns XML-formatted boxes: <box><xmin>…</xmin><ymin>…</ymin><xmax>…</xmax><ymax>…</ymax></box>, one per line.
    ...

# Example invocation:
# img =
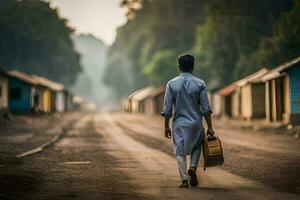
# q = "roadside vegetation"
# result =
<box><xmin>0</xmin><ymin>0</ymin><xmax>81</xmax><ymax>85</ymax></box>
<box><xmin>105</xmin><ymin>0</ymin><xmax>299</xmax><ymax>97</ymax></box>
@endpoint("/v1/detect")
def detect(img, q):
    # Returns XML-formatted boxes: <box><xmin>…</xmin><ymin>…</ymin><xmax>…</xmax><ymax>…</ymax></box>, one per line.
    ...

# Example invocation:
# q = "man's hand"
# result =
<box><xmin>204</xmin><ymin>114</ymin><xmax>214</xmax><ymax>136</ymax></box>
<box><xmin>164</xmin><ymin>127</ymin><xmax>171</xmax><ymax>139</ymax></box>
<box><xmin>207</xmin><ymin>128</ymin><xmax>215</xmax><ymax>136</ymax></box>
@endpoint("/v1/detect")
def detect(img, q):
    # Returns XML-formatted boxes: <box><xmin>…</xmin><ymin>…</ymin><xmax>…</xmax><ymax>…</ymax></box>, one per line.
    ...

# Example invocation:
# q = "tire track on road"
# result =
<box><xmin>112</xmin><ymin>113</ymin><xmax>300</xmax><ymax>194</ymax></box>
<box><xmin>14</xmin><ymin>113</ymin><xmax>84</xmax><ymax>159</ymax></box>
<box><xmin>95</xmin><ymin>113</ymin><xmax>300</xmax><ymax>200</ymax></box>
<box><xmin>109</xmin><ymin>113</ymin><xmax>300</xmax><ymax>197</ymax></box>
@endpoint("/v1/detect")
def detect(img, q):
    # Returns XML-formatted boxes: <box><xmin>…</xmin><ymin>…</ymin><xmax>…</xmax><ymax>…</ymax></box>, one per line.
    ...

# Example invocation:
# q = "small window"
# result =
<box><xmin>10</xmin><ymin>88</ymin><xmax>21</xmax><ymax>100</ymax></box>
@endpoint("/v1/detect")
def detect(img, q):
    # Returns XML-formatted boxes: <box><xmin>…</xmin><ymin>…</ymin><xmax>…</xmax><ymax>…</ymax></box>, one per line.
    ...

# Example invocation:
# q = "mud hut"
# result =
<box><xmin>237</xmin><ymin>68</ymin><xmax>269</xmax><ymax>120</ymax></box>
<box><xmin>7</xmin><ymin>70</ymin><xmax>39</xmax><ymax>113</ymax></box>
<box><xmin>128</xmin><ymin>87</ymin><xmax>156</xmax><ymax>114</ymax></box>
<box><xmin>262</xmin><ymin>56</ymin><xmax>300</xmax><ymax>124</ymax></box>
<box><xmin>218</xmin><ymin>83</ymin><xmax>237</xmax><ymax>118</ymax></box>
<box><xmin>31</xmin><ymin>75</ymin><xmax>64</xmax><ymax>113</ymax></box>
<box><xmin>146</xmin><ymin>86</ymin><xmax>165</xmax><ymax>115</ymax></box>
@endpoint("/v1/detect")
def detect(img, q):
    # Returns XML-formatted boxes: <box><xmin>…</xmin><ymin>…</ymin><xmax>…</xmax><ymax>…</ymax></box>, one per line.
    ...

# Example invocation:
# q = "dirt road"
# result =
<box><xmin>0</xmin><ymin>112</ymin><xmax>299</xmax><ymax>200</ymax></box>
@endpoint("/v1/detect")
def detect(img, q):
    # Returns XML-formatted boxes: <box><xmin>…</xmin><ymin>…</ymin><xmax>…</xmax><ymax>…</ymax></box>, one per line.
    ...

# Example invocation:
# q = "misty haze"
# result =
<box><xmin>71</xmin><ymin>34</ymin><xmax>118</xmax><ymax>111</ymax></box>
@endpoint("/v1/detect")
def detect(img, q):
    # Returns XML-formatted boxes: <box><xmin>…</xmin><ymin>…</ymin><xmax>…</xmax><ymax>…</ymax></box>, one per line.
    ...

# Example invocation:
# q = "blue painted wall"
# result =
<box><xmin>287</xmin><ymin>64</ymin><xmax>300</xmax><ymax>114</ymax></box>
<box><xmin>8</xmin><ymin>77</ymin><xmax>32</xmax><ymax>113</ymax></box>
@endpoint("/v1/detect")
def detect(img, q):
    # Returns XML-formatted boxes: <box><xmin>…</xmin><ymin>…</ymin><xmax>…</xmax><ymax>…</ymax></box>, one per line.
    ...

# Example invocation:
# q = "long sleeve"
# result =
<box><xmin>199</xmin><ymin>83</ymin><xmax>212</xmax><ymax>116</ymax></box>
<box><xmin>161</xmin><ymin>82</ymin><xmax>173</xmax><ymax>118</ymax></box>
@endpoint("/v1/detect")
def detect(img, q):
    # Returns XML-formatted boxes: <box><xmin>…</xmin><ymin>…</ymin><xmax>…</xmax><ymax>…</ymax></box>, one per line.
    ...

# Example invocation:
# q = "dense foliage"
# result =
<box><xmin>105</xmin><ymin>0</ymin><xmax>298</xmax><ymax>97</ymax></box>
<box><xmin>0</xmin><ymin>0</ymin><xmax>81</xmax><ymax>85</ymax></box>
<box><xmin>144</xmin><ymin>49</ymin><xmax>178</xmax><ymax>85</ymax></box>
<box><xmin>247</xmin><ymin>0</ymin><xmax>300</xmax><ymax>70</ymax></box>
<box><xmin>193</xmin><ymin>0</ymin><xmax>295</xmax><ymax>87</ymax></box>
<box><xmin>104</xmin><ymin>0</ymin><xmax>205</xmax><ymax>96</ymax></box>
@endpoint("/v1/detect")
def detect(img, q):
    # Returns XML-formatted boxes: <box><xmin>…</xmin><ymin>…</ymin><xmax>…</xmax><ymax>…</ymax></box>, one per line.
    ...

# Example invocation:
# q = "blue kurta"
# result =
<box><xmin>162</xmin><ymin>72</ymin><xmax>212</xmax><ymax>156</ymax></box>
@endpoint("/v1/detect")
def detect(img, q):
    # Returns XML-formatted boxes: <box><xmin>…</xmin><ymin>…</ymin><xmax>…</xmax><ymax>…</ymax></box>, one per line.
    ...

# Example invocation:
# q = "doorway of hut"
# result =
<box><xmin>33</xmin><ymin>94</ymin><xmax>39</xmax><ymax>112</ymax></box>
<box><xmin>252</xmin><ymin>83</ymin><xmax>266</xmax><ymax>119</ymax></box>
<box><xmin>275</xmin><ymin>77</ymin><xmax>286</xmax><ymax>121</ymax></box>
<box><xmin>225</xmin><ymin>95</ymin><xmax>232</xmax><ymax>117</ymax></box>
<box><xmin>269</xmin><ymin>76</ymin><xmax>286</xmax><ymax>122</ymax></box>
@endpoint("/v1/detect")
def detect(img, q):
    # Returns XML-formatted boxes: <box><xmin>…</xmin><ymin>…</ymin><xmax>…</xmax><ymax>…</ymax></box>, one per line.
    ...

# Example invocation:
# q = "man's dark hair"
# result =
<box><xmin>177</xmin><ymin>54</ymin><xmax>195</xmax><ymax>72</ymax></box>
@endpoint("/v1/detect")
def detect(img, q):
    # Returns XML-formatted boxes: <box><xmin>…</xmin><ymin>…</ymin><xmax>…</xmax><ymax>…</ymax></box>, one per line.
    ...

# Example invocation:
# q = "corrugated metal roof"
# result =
<box><xmin>130</xmin><ymin>86</ymin><xmax>156</xmax><ymax>102</ymax></box>
<box><xmin>31</xmin><ymin>75</ymin><xmax>64</xmax><ymax>91</ymax></box>
<box><xmin>150</xmin><ymin>86</ymin><xmax>165</xmax><ymax>97</ymax></box>
<box><xmin>218</xmin><ymin>84</ymin><xmax>237</xmax><ymax>96</ymax></box>
<box><xmin>273</xmin><ymin>56</ymin><xmax>300</xmax><ymax>72</ymax></box>
<box><xmin>236</xmin><ymin>68</ymin><xmax>269</xmax><ymax>86</ymax></box>
<box><xmin>261</xmin><ymin>56</ymin><xmax>300</xmax><ymax>82</ymax></box>
<box><xmin>218</xmin><ymin>68</ymin><xmax>269</xmax><ymax>95</ymax></box>
<box><xmin>128</xmin><ymin>88</ymin><xmax>144</xmax><ymax>100</ymax></box>
<box><xmin>7</xmin><ymin>70</ymin><xmax>38</xmax><ymax>85</ymax></box>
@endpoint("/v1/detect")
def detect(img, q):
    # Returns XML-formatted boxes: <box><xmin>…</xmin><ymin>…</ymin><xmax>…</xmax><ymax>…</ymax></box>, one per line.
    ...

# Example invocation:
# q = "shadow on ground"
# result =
<box><xmin>0</xmin><ymin>167</ymin><xmax>44</xmax><ymax>200</ymax></box>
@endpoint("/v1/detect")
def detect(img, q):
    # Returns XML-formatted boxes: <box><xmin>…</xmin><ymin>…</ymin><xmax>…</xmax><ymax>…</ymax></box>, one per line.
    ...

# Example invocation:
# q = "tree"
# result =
<box><xmin>193</xmin><ymin>15</ymin><xmax>239</xmax><ymax>87</ymax></box>
<box><xmin>144</xmin><ymin>49</ymin><xmax>178</xmax><ymax>85</ymax></box>
<box><xmin>105</xmin><ymin>0</ymin><xmax>295</xmax><ymax>98</ymax></box>
<box><xmin>0</xmin><ymin>0</ymin><xmax>81</xmax><ymax>85</ymax></box>
<box><xmin>120</xmin><ymin>0</ymin><xmax>142</xmax><ymax>19</ymax></box>
<box><xmin>104</xmin><ymin>0</ymin><xmax>205</xmax><ymax>97</ymax></box>
<box><xmin>247</xmin><ymin>0</ymin><xmax>300</xmax><ymax>68</ymax></box>
<box><xmin>193</xmin><ymin>0</ymin><xmax>293</xmax><ymax>86</ymax></box>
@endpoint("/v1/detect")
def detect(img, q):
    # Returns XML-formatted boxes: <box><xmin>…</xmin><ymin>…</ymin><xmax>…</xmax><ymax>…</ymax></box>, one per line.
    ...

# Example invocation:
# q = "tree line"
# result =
<box><xmin>0</xmin><ymin>0</ymin><xmax>81</xmax><ymax>86</ymax></box>
<box><xmin>104</xmin><ymin>0</ymin><xmax>299</xmax><ymax>97</ymax></box>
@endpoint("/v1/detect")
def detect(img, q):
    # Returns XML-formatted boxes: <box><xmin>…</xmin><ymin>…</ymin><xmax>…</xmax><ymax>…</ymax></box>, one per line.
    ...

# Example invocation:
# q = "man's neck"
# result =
<box><xmin>181</xmin><ymin>71</ymin><xmax>193</xmax><ymax>74</ymax></box>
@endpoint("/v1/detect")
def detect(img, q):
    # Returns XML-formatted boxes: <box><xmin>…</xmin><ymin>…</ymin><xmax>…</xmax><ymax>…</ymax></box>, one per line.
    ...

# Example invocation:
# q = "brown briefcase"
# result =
<box><xmin>202</xmin><ymin>134</ymin><xmax>224</xmax><ymax>170</ymax></box>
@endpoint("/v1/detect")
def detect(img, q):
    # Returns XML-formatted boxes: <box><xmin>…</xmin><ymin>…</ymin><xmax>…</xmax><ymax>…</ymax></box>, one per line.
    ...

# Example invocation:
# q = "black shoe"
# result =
<box><xmin>179</xmin><ymin>180</ymin><xmax>189</xmax><ymax>188</ymax></box>
<box><xmin>188</xmin><ymin>167</ymin><xmax>198</xmax><ymax>186</ymax></box>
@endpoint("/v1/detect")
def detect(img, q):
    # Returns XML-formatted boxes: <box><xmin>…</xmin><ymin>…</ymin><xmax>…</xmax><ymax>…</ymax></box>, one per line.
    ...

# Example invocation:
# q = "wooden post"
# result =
<box><xmin>265</xmin><ymin>82</ymin><xmax>270</xmax><ymax>122</ymax></box>
<box><xmin>283</xmin><ymin>75</ymin><xmax>291</xmax><ymax>123</ymax></box>
<box><xmin>271</xmin><ymin>79</ymin><xmax>277</xmax><ymax>121</ymax></box>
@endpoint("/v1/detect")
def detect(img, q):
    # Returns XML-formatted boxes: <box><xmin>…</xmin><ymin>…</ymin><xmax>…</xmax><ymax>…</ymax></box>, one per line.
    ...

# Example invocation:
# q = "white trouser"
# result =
<box><xmin>176</xmin><ymin>155</ymin><xmax>189</xmax><ymax>180</ymax></box>
<box><xmin>176</xmin><ymin>144</ymin><xmax>201</xmax><ymax>181</ymax></box>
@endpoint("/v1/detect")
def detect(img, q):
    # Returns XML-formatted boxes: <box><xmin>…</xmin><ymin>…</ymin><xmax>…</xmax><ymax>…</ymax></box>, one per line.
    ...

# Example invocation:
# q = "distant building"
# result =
<box><xmin>64</xmin><ymin>90</ymin><xmax>74</xmax><ymax>111</ymax></box>
<box><xmin>127</xmin><ymin>88</ymin><xmax>143</xmax><ymax>113</ymax></box>
<box><xmin>5</xmin><ymin>69</ymin><xmax>73</xmax><ymax>114</ymax></box>
<box><xmin>7</xmin><ymin>70</ymin><xmax>38</xmax><ymax>113</ymax></box>
<box><xmin>128</xmin><ymin>87</ymin><xmax>156</xmax><ymax>114</ymax></box>
<box><xmin>31</xmin><ymin>75</ymin><xmax>65</xmax><ymax>113</ymax></box>
<box><xmin>218</xmin><ymin>83</ymin><xmax>237</xmax><ymax>118</ymax></box>
<box><xmin>122</xmin><ymin>99</ymin><xmax>129</xmax><ymax>112</ymax></box>
<box><xmin>126</xmin><ymin>86</ymin><xmax>165</xmax><ymax>115</ymax></box>
<box><xmin>218</xmin><ymin>69</ymin><xmax>269</xmax><ymax>119</ymax></box>
<box><xmin>73</xmin><ymin>95</ymin><xmax>84</xmax><ymax>111</ymax></box>
<box><xmin>149</xmin><ymin>86</ymin><xmax>165</xmax><ymax>115</ymax></box>
<box><xmin>237</xmin><ymin>68</ymin><xmax>269</xmax><ymax>120</ymax></box>
<box><xmin>32</xmin><ymin>84</ymin><xmax>46</xmax><ymax>113</ymax></box>
<box><xmin>209</xmin><ymin>87</ymin><xmax>222</xmax><ymax>117</ymax></box>
<box><xmin>216</xmin><ymin>56</ymin><xmax>300</xmax><ymax>125</ymax></box>
<box><xmin>261</xmin><ymin>56</ymin><xmax>300</xmax><ymax>124</ymax></box>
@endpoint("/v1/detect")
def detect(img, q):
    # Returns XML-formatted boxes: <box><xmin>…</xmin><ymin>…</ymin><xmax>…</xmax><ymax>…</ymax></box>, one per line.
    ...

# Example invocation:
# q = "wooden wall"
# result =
<box><xmin>241</xmin><ymin>85</ymin><xmax>252</xmax><ymax>119</ymax></box>
<box><xmin>8</xmin><ymin>78</ymin><xmax>32</xmax><ymax>113</ymax></box>
<box><xmin>0</xmin><ymin>75</ymin><xmax>8</xmax><ymax>109</ymax></box>
<box><xmin>42</xmin><ymin>89</ymin><xmax>52</xmax><ymax>113</ymax></box>
<box><xmin>252</xmin><ymin>83</ymin><xmax>266</xmax><ymax>119</ymax></box>
<box><xmin>287</xmin><ymin>66</ymin><xmax>300</xmax><ymax>124</ymax></box>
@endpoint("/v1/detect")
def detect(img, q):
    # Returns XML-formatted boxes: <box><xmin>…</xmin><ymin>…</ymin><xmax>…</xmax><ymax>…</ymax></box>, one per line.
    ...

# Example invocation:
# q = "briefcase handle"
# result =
<box><xmin>207</xmin><ymin>133</ymin><xmax>216</xmax><ymax>141</ymax></box>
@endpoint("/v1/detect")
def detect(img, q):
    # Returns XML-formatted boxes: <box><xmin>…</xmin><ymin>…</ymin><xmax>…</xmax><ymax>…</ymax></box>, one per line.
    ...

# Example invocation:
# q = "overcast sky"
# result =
<box><xmin>47</xmin><ymin>0</ymin><xmax>127</xmax><ymax>45</ymax></box>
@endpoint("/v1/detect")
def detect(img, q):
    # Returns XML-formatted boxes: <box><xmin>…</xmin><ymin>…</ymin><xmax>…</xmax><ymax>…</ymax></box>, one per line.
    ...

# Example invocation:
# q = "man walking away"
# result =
<box><xmin>161</xmin><ymin>54</ymin><xmax>215</xmax><ymax>188</ymax></box>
